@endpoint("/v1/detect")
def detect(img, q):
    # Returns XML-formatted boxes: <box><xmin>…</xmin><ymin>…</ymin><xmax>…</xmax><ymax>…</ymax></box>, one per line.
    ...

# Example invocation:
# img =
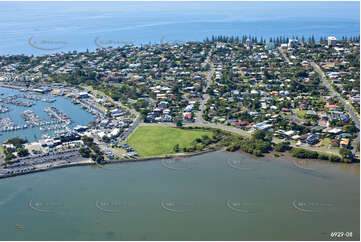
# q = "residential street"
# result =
<box><xmin>195</xmin><ymin>49</ymin><xmax>214</xmax><ymax>125</ymax></box>
<box><xmin>278</xmin><ymin>47</ymin><xmax>292</xmax><ymax>64</ymax></box>
<box><xmin>311</xmin><ymin>62</ymin><xmax>360</xmax><ymax>155</ymax></box>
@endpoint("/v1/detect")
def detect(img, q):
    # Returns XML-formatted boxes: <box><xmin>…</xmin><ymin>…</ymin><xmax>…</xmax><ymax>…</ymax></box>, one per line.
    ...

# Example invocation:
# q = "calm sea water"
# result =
<box><xmin>0</xmin><ymin>2</ymin><xmax>359</xmax><ymax>55</ymax></box>
<box><xmin>0</xmin><ymin>151</ymin><xmax>359</xmax><ymax>240</ymax></box>
<box><xmin>0</xmin><ymin>87</ymin><xmax>94</xmax><ymax>144</ymax></box>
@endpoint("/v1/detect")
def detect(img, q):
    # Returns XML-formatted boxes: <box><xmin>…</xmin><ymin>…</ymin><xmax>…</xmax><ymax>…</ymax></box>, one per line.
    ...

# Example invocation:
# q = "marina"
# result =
<box><xmin>0</xmin><ymin>87</ymin><xmax>94</xmax><ymax>144</ymax></box>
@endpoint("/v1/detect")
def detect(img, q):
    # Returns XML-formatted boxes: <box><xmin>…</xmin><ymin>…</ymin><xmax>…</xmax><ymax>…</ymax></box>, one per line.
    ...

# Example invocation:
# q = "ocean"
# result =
<box><xmin>0</xmin><ymin>1</ymin><xmax>359</xmax><ymax>55</ymax></box>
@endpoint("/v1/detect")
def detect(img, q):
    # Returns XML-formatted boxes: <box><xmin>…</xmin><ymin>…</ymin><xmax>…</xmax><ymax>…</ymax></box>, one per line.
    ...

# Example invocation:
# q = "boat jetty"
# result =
<box><xmin>44</xmin><ymin>106</ymin><xmax>72</xmax><ymax>123</ymax></box>
<box><xmin>20</xmin><ymin>93</ymin><xmax>55</xmax><ymax>103</ymax></box>
<box><xmin>79</xmin><ymin>100</ymin><xmax>105</xmax><ymax>121</ymax></box>
<box><xmin>0</xmin><ymin>105</ymin><xmax>9</xmax><ymax>113</ymax></box>
<box><xmin>0</xmin><ymin>117</ymin><xmax>18</xmax><ymax>132</ymax></box>
<box><xmin>40</xmin><ymin>123</ymin><xmax>69</xmax><ymax>131</ymax></box>
<box><xmin>21</xmin><ymin>110</ymin><xmax>41</xmax><ymax>127</ymax></box>
<box><xmin>0</xmin><ymin>92</ymin><xmax>55</xmax><ymax>107</ymax></box>
<box><xmin>0</xmin><ymin>95</ymin><xmax>33</xmax><ymax>107</ymax></box>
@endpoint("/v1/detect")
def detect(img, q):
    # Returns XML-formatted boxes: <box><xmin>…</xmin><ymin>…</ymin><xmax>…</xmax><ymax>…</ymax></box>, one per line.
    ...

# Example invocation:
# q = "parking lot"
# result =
<box><xmin>0</xmin><ymin>149</ymin><xmax>84</xmax><ymax>177</ymax></box>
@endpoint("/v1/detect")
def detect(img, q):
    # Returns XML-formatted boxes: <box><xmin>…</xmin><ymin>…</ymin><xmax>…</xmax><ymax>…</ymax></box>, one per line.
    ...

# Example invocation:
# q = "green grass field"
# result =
<box><xmin>295</xmin><ymin>109</ymin><xmax>307</xmax><ymax>119</ymax></box>
<box><xmin>127</xmin><ymin>126</ymin><xmax>213</xmax><ymax>157</ymax></box>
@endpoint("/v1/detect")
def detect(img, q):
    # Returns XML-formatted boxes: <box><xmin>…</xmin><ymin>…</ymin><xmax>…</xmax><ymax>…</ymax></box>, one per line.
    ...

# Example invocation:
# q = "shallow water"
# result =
<box><xmin>0</xmin><ymin>151</ymin><xmax>359</xmax><ymax>240</ymax></box>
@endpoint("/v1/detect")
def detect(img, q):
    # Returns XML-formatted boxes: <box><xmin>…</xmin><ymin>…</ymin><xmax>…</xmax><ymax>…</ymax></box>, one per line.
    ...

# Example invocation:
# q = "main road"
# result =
<box><xmin>278</xmin><ymin>47</ymin><xmax>359</xmax><ymax>155</ymax></box>
<box><xmin>278</xmin><ymin>47</ymin><xmax>292</xmax><ymax>64</ymax></box>
<box><xmin>311</xmin><ymin>62</ymin><xmax>359</xmax><ymax>128</ymax></box>
<box><xmin>195</xmin><ymin>48</ymin><xmax>215</xmax><ymax>125</ymax></box>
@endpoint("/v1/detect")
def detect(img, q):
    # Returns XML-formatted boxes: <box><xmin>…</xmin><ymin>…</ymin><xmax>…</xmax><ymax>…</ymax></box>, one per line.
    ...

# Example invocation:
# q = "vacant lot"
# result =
<box><xmin>127</xmin><ymin>126</ymin><xmax>213</xmax><ymax>157</ymax></box>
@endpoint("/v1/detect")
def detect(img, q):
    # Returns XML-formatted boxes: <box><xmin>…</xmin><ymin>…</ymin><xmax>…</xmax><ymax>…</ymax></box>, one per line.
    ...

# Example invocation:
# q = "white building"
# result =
<box><xmin>78</xmin><ymin>92</ymin><xmax>89</xmax><ymax>98</ymax></box>
<box><xmin>328</xmin><ymin>36</ymin><xmax>337</xmax><ymax>46</ymax></box>
<box><xmin>109</xmin><ymin>128</ymin><xmax>121</xmax><ymax>138</ymax></box>
<box><xmin>288</xmin><ymin>38</ymin><xmax>299</xmax><ymax>48</ymax></box>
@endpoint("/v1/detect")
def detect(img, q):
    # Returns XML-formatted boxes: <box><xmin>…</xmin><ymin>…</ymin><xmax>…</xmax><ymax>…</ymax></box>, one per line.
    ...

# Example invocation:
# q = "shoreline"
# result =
<box><xmin>0</xmin><ymin>84</ymin><xmax>358</xmax><ymax>180</ymax></box>
<box><xmin>0</xmin><ymin>148</ymin><xmax>219</xmax><ymax>180</ymax></box>
<box><xmin>0</xmin><ymin>84</ymin><xmax>354</xmax><ymax>157</ymax></box>
<box><xmin>0</xmin><ymin>159</ymin><xmax>93</xmax><ymax>180</ymax></box>
<box><xmin>1</xmin><ymin>146</ymin><xmax>358</xmax><ymax>180</ymax></box>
